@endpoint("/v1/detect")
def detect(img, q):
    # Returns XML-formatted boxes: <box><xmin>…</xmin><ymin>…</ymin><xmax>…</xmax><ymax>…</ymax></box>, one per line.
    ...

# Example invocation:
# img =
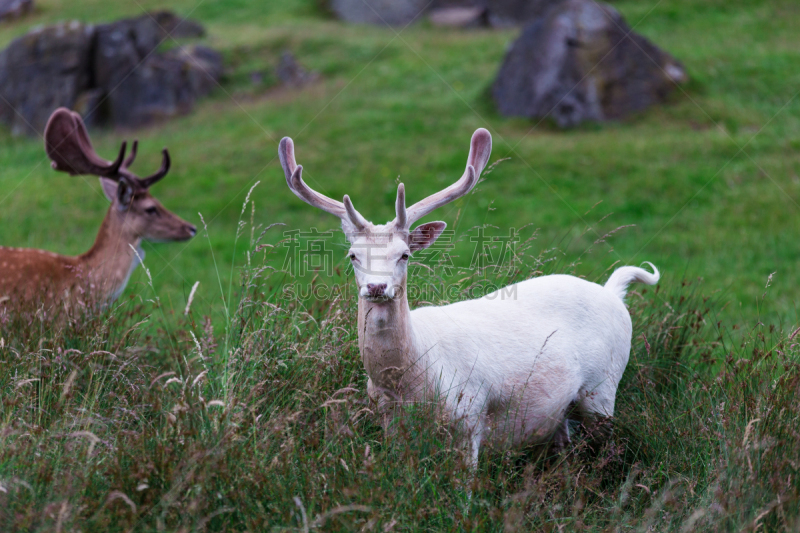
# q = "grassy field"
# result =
<box><xmin>1</xmin><ymin>0</ymin><xmax>799</xmax><ymax>325</ymax></box>
<box><xmin>1</xmin><ymin>0</ymin><xmax>800</xmax><ymax>530</ymax></box>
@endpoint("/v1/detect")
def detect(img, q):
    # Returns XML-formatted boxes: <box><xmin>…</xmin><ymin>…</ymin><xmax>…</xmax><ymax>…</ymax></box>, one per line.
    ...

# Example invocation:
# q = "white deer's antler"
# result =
<box><xmin>278</xmin><ymin>137</ymin><xmax>367</xmax><ymax>230</ymax></box>
<box><xmin>396</xmin><ymin>128</ymin><xmax>492</xmax><ymax>229</ymax></box>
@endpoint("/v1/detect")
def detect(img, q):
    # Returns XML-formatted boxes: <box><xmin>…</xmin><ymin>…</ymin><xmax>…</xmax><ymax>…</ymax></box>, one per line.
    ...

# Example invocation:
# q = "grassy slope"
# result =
<box><xmin>2</xmin><ymin>235</ymin><xmax>799</xmax><ymax>531</ymax></box>
<box><xmin>2</xmin><ymin>1</ymin><xmax>800</xmax><ymax>530</ymax></box>
<box><xmin>1</xmin><ymin>0</ymin><xmax>799</xmax><ymax>327</ymax></box>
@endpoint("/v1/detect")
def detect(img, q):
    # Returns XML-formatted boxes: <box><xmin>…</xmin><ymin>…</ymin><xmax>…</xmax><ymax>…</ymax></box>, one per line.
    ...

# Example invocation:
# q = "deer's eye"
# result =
<box><xmin>348</xmin><ymin>252</ymin><xmax>357</xmax><ymax>261</ymax></box>
<box><xmin>401</xmin><ymin>253</ymin><xmax>410</xmax><ymax>261</ymax></box>
<box><xmin>145</xmin><ymin>206</ymin><xmax>159</xmax><ymax>216</ymax></box>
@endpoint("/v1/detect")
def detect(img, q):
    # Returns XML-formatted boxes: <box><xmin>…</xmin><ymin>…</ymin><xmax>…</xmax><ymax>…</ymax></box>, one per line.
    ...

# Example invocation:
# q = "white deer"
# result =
<box><xmin>278</xmin><ymin>129</ymin><xmax>659</xmax><ymax>468</ymax></box>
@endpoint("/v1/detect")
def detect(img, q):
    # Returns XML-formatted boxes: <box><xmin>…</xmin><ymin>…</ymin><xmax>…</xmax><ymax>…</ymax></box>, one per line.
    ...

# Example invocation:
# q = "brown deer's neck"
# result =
<box><xmin>357</xmin><ymin>278</ymin><xmax>418</xmax><ymax>395</ymax></box>
<box><xmin>78</xmin><ymin>206</ymin><xmax>143</xmax><ymax>301</ymax></box>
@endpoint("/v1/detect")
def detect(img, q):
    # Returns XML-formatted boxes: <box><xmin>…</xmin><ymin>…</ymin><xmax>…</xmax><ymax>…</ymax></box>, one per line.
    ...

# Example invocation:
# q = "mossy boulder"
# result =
<box><xmin>492</xmin><ymin>0</ymin><xmax>688</xmax><ymax>127</ymax></box>
<box><xmin>0</xmin><ymin>11</ymin><xmax>218</xmax><ymax>136</ymax></box>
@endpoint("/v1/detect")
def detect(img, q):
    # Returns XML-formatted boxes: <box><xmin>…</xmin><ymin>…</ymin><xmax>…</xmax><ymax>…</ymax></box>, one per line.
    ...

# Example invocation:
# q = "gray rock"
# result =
<box><xmin>433</xmin><ymin>0</ymin><xmax>558</xmax><ymax>27</ymax></box>
<box><xmin>329</xmin><ymin>0</ymin><xmax>557</xmax><ymax>27</ymax></box>
<box><xmin>275</xmin><ymin>51</ymin><xmax>318</xmax><ymax>87</ymax></box>
<box><xmin>103</xmin><ymin>54</ymin><xmax>195</xmax><ymax>128</ymax></box>
<box><xmin>492</xmin><ymin>0</ymin><xmax>687</xmax><ymax>127</ymax></box>
<box><xmin>0</xmin><ymin>0</ymin><xmax>33</xmax><ymax>22</ymax></box>
<box><xmin>100</xmin><ymin>45</ymin><xmax>222</xmax><ymax>129</ymax></box>
<box><xmin>72</xmin><ymin>88</ymin><xmax>105</xmax><ymax>128</ymax></box>
<box><xmin>330</xmin><ymin>0</ymin><xmax>431</xmax><ymax>26</ymax></box>
<box><xmin>482</xmin><ymin>0</ymin><xmax>556</xmax><ymax>27</ymax></box>
<box><xmin>0</xmin><ymin>21</ymin><xmax>94</xmax><ymax>136</ymax></box>
<box><xmin>428</xmin><ymin>6</ymin><xmax>488</xmax><ymax>28</ymax></box>
<box><xmin>94</xmin><ymin>13</ymin><xmax>220</xmax><ymax>128</ymax></box>
<box><xmin>93</xmin><ymin>20</ymin><xmax>150</xmax><ymax>94</ymax></box>
<box><xmin>148</xmin><ymin>10</ymin><xmax>205</xmax><ymax>39</ymax></box>
<box><xmin>168</xmin><ymin>45</ymin><xmax>223</xmax><ymax>97</ymax></box>
<box><xmin>0</xmin><ymin>11</ymin><xmax>220</xmax><ymax>135</ymax></box>
<box><xmin>93</xmin><ymin>12</ymin><xmax>202</xmax><ymax>90</ymax></box>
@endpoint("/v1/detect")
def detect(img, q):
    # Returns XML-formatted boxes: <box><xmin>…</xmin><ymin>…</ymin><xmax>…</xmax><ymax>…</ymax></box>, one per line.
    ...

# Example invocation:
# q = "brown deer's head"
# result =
<box><xmin>44</xmin><ymin>108</ymin><xmax>197</xmax><ymax>242</ymax></box>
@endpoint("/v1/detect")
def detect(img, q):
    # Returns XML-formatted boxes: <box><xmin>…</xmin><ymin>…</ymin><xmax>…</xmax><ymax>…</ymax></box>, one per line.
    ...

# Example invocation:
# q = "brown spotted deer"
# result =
<box><xmin>279</xmin><ymin>128</ymin><xmax>660</xmax><ymax>469</ymax></box>
<box><xmin>0</xmin><ymin>108</ymin><xmax>196</xmax><ymax>311</ymax></box>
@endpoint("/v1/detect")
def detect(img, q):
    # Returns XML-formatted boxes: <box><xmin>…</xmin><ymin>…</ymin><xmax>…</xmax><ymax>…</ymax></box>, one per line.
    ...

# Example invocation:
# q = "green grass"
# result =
<box><xmin>1</xmin><ymin>0</ymin><xmax>800</xmax><ymax>529</ymax></box>
<box><xmin>1</xmin><ymin>229</ymin><xmax>799</xmax><ymax>530</ymax></box>
<box><xmin>0</xmin><ymin>0</ymin><xmax>798</xmax><ymax>326</ymax></box>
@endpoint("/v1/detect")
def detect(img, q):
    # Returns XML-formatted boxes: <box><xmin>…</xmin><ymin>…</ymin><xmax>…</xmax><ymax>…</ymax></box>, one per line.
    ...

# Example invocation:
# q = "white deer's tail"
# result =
<box><xmin>604</xmin><ymin>262</ymin><xmax>660</xmax><ymax>301</ymax></box>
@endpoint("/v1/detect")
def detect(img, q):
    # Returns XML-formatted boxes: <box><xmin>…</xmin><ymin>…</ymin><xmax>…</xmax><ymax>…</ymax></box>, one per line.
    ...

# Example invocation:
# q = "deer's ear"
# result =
<box><xmin>100</xmin><ymin>177</ymin><xmax>118</xmax><ymax>203</ymax></box>
<box><xmin>100</xmin><ymin>178</ymin><xmax>133</xmax><ymax>211</ymax></box>
<box><xmin>409</xmin><ymin>221</ymin><xmax>446</xmax><ymax>252</ymax></box>
<box><xmin>117</xmin><ymin>180</ymin><xmax>134</xmax><ymax>211</ymax></box>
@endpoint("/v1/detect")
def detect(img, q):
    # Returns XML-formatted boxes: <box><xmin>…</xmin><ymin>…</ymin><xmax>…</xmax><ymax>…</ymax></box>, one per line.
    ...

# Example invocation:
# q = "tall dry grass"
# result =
<box><xmin>1</xmin><ymin>205</ymin><xmax>799</xmax><ymax>531</ymax></box>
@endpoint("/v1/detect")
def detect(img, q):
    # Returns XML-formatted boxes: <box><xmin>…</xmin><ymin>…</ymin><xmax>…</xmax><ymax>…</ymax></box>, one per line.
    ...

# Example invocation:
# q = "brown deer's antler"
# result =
<box><xmin>122</xmin><ymin>140</ymin><xmax>139</xmax><ymax>169</ymax></box>
<box><xmin>44</xmin><ymin>108</ymin><xmax>126</xmax><ymax>177</ymax></box>
<box><xmin>135</xmin><ymin>149</ymin><xmax>171</xmax><ymax>189</ymax></box>
<box><xmin>44</xmin><ymin>108</ymin><xmax>172</xmax><ymax>190</ymax></box>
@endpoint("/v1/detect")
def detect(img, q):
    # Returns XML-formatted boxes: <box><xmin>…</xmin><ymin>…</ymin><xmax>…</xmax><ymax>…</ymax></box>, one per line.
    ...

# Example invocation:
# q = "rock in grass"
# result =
<box><xmin>430</xmin><ymin>0</ymin><xmax>563</xmax><ymax>27</ymax></box>
<box><xmin>98</xmin><ymin>47</ymin><xmax>222</xmax><ymax>129</ymax></box>
<box><xmin>93</xmin><ymin>12</ymin><xmax>218</xmax><ymax>128</ymax></box>
<box><xmin>0</xmin><ymin>11</ymin><xmax>219</xmax><ymax>135</ymax></box>
<box><xmin>492</xmin><ymin>0</ymin><xmax>688</xmax><ymax>127</ymax></box>
<box><xmin>0</xmin><ymin>0</ymin><xmax>33</xmax><ymax>23</ymax></box>
<box><xmin>329</xmin><ymin>0</ymin><xmax>432</xmax><ymax>26</ymax></box>
<box><xmin>331</xmin><ymin>0</ymin><xmax>559</xmax><ymax>27</ymax></box>
<box><xmin>0</xmin><ymin>21</ymin><xmax>94</xmax><ymax>136</ymax></box>
<box><xmin>428</xmin><ymin>6</ymin><xmax>489</xmax><ymax>28</ymax></box>
<box><xmin>481</xmin><ymin>0</ymin><xmax>556</xmax><ymax>26</ymax></box>
<box><xmin>275</xmin><ymin>51</ymin><xmax>319</xmax><ymax>87</ymax></box>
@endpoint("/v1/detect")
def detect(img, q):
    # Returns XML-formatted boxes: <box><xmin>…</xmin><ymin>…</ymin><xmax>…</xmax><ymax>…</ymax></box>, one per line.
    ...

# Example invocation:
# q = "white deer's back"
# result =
<box><xmin>409</xmin><ymin>274</ymin><xmax>633</xmax><ymax>444</ymax></box>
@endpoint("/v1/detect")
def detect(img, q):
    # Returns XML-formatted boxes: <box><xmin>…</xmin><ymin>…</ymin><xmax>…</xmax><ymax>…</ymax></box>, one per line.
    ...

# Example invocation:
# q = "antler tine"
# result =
<box><xmin>395</xmin><ymin>183</ymin><xmax>407</xmax><ymax>230</ymax></box>
<box><xmin>279</xmin><ymin>137</ymin><xmax>298</xmax><ymax>189</ymax></box>
<box><xmin>344</xmin><ymin>195</ymin><xmax>368</xmax><ymax>229</ymax></box>
<box><xmin>123</xmin><ymin>140</ymin><xmax>139</xmax><ymax>170</ymax></box>
<box><xmin>279</xmin><ymin>136</ymin><xmax>367</xmax><ymax>230</ymax></box>
<box><xmin>69</xmin><ymin>109</ymin><xmax>127</xmax><ymax>177</ymax></box>
<box><xmin>403</xmin><ymin>128</ymin><xmax>492</xmax><ymax>228</ymax></box>
<box><xmin>138</xmin><ymin>149</ymin><xmax>171</xmax><ymax>188</ymax></box>
<box><xmin>44</xmin><ymin>107</ymin><xmax>127</xmax><ymax>178</ymax></box>
<box><xmin>107</xmin><ymin>141</ymin><xmax>127</xmax><ymax>176</ymax></box>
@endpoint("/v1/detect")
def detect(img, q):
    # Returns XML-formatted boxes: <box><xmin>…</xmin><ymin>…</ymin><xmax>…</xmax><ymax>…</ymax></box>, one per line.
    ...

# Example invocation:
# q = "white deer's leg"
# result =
<box><xmin>366</xmin><ymin>377</ymin><xmax>378</xmax><ymax>402</ymax></box>
<box><xmin>464</xmin><ymin>418</ymin><xmax>484</xmax><ymax>501</ymax></box>
<box><xmin>577</xmin><ymin>384</ymin><xmax>616</xmax><ymax>419</ymax></box>
<box><xmin>470</xmin><ymin>427</ymin><xmax>483</xmax><ymax>473</ymax></box>
<box><xmin>552</xmin><ymin>416</ymin><xmax>571</xmax><ymax>451</ymax></box>
<box><xmin>576</xmin><ymin>385</ymin><xmax>616</xmax><ymax>449</ymax></box>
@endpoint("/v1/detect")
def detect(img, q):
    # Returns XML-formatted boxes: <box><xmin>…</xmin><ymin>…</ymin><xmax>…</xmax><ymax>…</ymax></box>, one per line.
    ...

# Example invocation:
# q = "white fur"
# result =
<box><xmin>604</xmin><ymin>262</ymin><xmax>660</xmax><ymax>301</ymax></box>
<box><xmin>394</xmin><ymin>266</ymin><xmax>659</xmax><ymax>466</ymax></box>
<box><xmin>278</xmin><ymin>128</ymin><xmax>661</xmax><ymax>467</ymax></box>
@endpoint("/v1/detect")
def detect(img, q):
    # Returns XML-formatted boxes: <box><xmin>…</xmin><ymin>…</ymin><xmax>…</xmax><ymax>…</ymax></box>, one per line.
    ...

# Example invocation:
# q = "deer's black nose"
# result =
<box><xmin>186</xmin><ymin>224</ymin><xmax>197</xmax><ymax>237</ymax></box>
<box><xmin>367</xmin><ymin>283</ymin><xmax>387</xmax><ymax>297</ymax></box>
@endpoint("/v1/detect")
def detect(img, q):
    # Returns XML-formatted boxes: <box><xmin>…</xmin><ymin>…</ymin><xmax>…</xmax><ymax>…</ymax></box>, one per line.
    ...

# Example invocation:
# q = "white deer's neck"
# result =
<box><xmin>357</xmin><ymin>279</ymin><xmax>426</xmax><ymax>397</ymax></box>
<box><xmin>79</xmin><ymin>207</ymin><xmax>143</xmax><ymax>302</ymax></box>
